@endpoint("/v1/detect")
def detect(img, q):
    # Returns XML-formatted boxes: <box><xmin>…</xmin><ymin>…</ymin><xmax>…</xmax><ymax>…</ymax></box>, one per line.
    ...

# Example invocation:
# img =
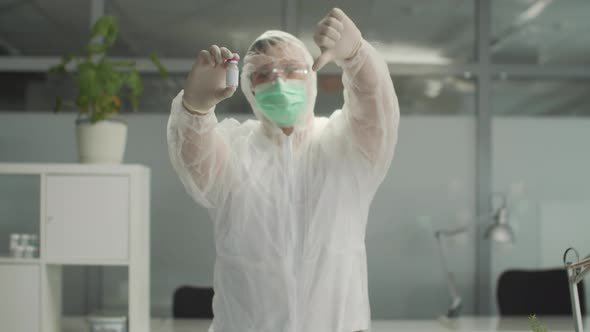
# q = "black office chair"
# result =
<box><xmin>172</xmin><ymin>286</ymin><xmax>215</xmax><ymax>318</ymax></box>
<box><xmin>497</xmin><ymin>268</ymin><xmax>585</xmax><ymax>316</ymax></box>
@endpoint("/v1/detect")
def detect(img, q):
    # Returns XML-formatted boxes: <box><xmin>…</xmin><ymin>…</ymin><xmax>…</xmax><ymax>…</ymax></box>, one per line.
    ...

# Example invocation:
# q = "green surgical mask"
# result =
<box><xmin>254</xmin><ymin>79</ymin><xmax>307</xmax><ymax>127</ymax></box>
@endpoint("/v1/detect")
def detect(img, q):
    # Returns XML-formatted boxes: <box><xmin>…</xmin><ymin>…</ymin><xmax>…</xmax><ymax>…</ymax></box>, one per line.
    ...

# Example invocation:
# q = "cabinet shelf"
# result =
<box><xmin>44</xmin><ymin>259</ymin><xmax>129</xmax><ymax>266</ymax></box>
<box><xmin>0</xmin><ymin>256</ymin><xmax>40</xmax><ymax>264</ymax></box>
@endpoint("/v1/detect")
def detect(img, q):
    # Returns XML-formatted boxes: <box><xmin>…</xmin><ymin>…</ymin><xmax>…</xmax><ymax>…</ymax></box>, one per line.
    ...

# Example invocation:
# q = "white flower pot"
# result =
<box><xmin>76</xmin><ymin>116</ymin><xmax>127</xmax><ymax>164</ymax></box>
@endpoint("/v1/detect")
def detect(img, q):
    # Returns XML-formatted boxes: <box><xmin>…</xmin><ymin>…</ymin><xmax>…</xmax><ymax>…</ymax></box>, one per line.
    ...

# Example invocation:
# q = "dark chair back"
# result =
<box><xmin>497</xmin><ymin>268</ymin><xmax>585</xmax><ymax>316</ymax></box>
<box><xmin>172</xmin><ymin>286</ymin><xmax>214</xmax><ymax>318</ymax></box>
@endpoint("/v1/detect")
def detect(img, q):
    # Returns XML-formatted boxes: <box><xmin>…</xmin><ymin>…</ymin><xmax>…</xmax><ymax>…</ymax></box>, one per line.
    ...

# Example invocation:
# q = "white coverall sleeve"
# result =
<box><xmin>167</xmin><ymin>90</ymin><xmax>234</xmax><ymax>209</ymax></box>
<box><xmin>330</xmin><ymin>39</ymin><xmax>400</xmax><ymax>184</ymax></box>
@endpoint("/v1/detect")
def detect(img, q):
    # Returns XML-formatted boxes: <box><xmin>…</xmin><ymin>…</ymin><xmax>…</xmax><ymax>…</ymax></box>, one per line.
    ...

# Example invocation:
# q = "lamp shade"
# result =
<box><xmin>483</xmin><ymin>206</ymin><xmax>514</xmax><ymax>243</ymax></box>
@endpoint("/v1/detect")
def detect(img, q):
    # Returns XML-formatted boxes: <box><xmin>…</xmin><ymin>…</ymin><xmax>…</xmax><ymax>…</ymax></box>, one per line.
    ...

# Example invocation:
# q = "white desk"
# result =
<box><xmin>62</xmin><ymin>316</ymin><xmax>587</xmax><ymax>332</ymax></box>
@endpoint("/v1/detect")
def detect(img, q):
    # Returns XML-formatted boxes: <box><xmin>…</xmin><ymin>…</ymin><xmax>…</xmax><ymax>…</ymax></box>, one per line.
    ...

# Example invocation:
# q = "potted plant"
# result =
<box><xmin>49</xmin><ymin>15</ymin><xmax>167</xmax><ymax>164</ymax></box>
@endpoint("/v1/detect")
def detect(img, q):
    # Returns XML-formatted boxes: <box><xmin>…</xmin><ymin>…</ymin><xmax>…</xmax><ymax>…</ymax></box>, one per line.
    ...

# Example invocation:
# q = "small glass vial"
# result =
<box><xmin>9</xmin><ymin>234</ymin><xmax>20</xmax><ymax>256</ymax></box>
<box><xmin>24</xmin><ymin>246</ymin><xmax>35</xmax><ymax>259</ymax></box>
<box><xmin>12</xmin><ymin>246</ymin><xmax>24</xmax><ymax>258</ymax></box>
<box><xmin>20</xmin><ymin>234</ymin><xmax>30</xmax><ymax>247</ymax></box>
<box><xmin>30</xmin><ymin>235</ymin><xmax>39</xmax><ymax>257</ymax></box>
<box><xmin>226</xmin><ymin>56</ymin><xmax>239</xmax><ymax>88</ymax></box>
<box><xmin>30</xmin><ymin>234</ymin><xmax>38</xmax><ymax>246</ymax></box>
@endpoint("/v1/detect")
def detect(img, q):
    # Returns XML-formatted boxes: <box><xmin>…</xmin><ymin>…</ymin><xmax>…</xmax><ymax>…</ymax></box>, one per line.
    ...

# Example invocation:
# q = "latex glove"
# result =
<box><xmin>183</xmin><ymin>45</ymin><xmax>239</xmax><ymax>113</ymax></box>
<box><xmin>312</xmin><ymin>8</ymin><xmax>362</xmax><ymax>72</ymax></box>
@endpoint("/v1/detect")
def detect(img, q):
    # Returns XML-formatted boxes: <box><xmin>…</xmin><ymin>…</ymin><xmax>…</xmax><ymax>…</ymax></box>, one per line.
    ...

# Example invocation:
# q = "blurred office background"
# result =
<box><xmin>0</xmin><ymin>0</ymin><xmax>589</xmax><ymax>319</ymax></box>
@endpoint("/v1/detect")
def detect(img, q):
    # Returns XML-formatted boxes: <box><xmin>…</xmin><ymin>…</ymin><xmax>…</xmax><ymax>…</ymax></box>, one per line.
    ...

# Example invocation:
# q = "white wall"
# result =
<box><xmin>491</xmin><ymin>117</ymin><xmax>590</xmax><ymax>314</ymax></box>
<box><xmin>0</xmin><ymin>112</ymin><xmax>478</xmax><ymax>318</ymax></box>
<box><xmin>368</xmin><ymin>116</ymin><xmax>477</xmax><ymax>318</ymax></box>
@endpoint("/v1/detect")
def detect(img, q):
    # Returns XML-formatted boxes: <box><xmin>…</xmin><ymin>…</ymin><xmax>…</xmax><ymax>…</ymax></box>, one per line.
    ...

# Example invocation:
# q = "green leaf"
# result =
<box><xmin>85</xmin><ymin>43</ymin><xmax>107</xmax><ymax>54</ymax></box>
<box><xmin>126</xmin><ymin>70</ymin><xmax>143</xmax><ymax>95</ymax></box>
<box><xmin>53</xmin><ymin>96</ymin><xmax>63</xmax><ymax>113</ymax></box>
<box><xmin>91</xmin><ymin>15</ymin><xmax>118</xmax><ymax>46</ymax></box>
<box><xmin>90</xmin><ymin>108</ymin><xmax>103</xmax><ymax>123</ymax></box>
<box><xmin>529</xmin><ymin>315</ymin><xmax>549</xmax><ymax>332</ymax></box>
<box><xmin>77</xmin><ymin>62</ymin><xmax>100</xmax><ymax>100</ymax></box>
<box><xmin>97</xmin><ymin>59</ymin><xmax>123</xmax><ymax>95</ymax></box>
<box><xmin>129</xmin><ymin>94</ymin><xmax>138</xmax><ymax>111</ymax></box>
<box><xmin>149</xmin><ymin>52</ymin><xmax>168</xmax><ymax>79</ymax></box>
<box><xmin>48</xmin><ymin>64</ymin><xmax>67</xmax><ymax>76</ymax></box>
<box><xmin>76</xmin><ymin>95</ymin><xmax>90</xmax><ymax>110</ymax></box>
<box><xmin>90</xmin><ymin>98</ymin><xmax>105</xmax><ymax>123</ymax></box>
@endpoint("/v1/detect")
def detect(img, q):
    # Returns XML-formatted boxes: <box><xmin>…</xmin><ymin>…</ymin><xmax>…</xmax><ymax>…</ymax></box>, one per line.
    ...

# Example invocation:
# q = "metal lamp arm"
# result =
<box><xmin>564</xmin><ymin>247</ymin><xmax>590</xmax><ymax>332</ymax></box>
<box><xmin>435</xmin><ymin>228</ymin><xmax>467</xmax><ymax>318</ymax></box>
<box><xmin>433</xmin><ymin>193</ymin><xmax>511</xmax><ymax>318</ymax></box>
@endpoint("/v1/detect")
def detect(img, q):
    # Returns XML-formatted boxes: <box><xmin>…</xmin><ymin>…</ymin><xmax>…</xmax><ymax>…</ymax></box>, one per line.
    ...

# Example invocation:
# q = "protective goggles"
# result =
<box><xmin>250</xmin><ymin>62</ymin><xmax>309</xmax><ymax>86</ymax></box>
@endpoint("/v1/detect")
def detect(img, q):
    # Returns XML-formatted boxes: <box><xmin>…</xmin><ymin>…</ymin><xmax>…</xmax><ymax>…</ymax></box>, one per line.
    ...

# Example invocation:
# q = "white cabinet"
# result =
<box><xmin>0</xmin><ymin>264</ymin><xmax>40</xmax><ymax>332</ymax></box>
<box><xmin>45</xmin><ymin>175</ymin><xmax>130</xmax><ymax>263</ymax></box>
<box><xmin>0</xmin><ymin>163</ymin><xmax>150</xmax><ymax>332</ymax></box>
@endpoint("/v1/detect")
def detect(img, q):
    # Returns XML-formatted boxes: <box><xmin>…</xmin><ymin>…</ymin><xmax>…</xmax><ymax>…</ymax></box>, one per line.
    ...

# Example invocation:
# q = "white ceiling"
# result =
<box><xmin>492</xmin><ymin>0</ymin><xmax>590</xmax><ymax>64</ymax></box>
<box><xmin>0</xmin><ymin>0</ymin><xmax>589</xmax><ymax>115</ymax></box>
<box><xmin>1</xmin><ymin>0</ymin><xmax>588</xmax><ymax>64</ymax></box>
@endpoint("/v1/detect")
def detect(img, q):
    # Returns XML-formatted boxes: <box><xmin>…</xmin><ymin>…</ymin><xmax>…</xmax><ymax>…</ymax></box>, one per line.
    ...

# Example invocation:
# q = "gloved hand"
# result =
<box><xmin>183</xmin><ymin>45</ymin><xmax>239</xmax><ymax>113</ymax></box>
<box><xmin>312</xmin><ymin>8</ymin><xmax>362</xmax><ymax>72</ymax></box>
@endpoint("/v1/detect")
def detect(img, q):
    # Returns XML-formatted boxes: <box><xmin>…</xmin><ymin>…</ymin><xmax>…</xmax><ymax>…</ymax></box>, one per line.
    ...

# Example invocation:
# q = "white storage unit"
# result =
<box><xmin>45</xmin><ymin>175</ymin><xmax>130</xmax><ymax>263</ymax></box>
<box><xmin>0</xmin><ymin>163</ymin><xmax>150</xmax><ymax>332</ymax></box>
<box><xmin>0</xmin><ymin>262</ymin><xmax>41</xmax><ymax>332</ymax></box>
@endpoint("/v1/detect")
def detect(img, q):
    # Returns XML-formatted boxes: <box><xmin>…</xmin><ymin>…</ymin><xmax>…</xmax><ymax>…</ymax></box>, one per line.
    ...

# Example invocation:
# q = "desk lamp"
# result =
<box><xmin>435</xmin><ymin>194</ymin><xmax>515</xmax><ymax>318</ymax></box>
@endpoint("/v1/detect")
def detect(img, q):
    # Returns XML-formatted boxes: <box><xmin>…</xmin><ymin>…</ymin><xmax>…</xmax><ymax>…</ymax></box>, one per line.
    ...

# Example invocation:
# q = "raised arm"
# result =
<box><xmin>167</xmin><ymin>45</ymin><xmax>240</xmax><ymax>209</ymax></box>
<box><xmin>313</xmin><ymin>8</ymin><xmax>399</xmax><ymax>181</ymax></box>
<box><xmin>338</xmin><ymin>39</ymin><xmax>399</xmax><ymax>173</ymax></box>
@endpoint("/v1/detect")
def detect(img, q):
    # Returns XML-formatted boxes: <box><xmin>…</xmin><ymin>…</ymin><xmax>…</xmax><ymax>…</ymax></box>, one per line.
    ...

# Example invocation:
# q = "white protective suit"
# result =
<box><xmin>167</xmin><ymin>30</ymin><xmax>399</xmax><ymax>332</ymax></box>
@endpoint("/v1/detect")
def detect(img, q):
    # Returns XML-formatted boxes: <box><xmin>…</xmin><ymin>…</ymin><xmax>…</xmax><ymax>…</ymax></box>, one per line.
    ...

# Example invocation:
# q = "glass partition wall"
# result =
<box><xmin>1</xmin><ymin>0</ymin><xmax>589</xmax><ymax>318</ymax></box>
